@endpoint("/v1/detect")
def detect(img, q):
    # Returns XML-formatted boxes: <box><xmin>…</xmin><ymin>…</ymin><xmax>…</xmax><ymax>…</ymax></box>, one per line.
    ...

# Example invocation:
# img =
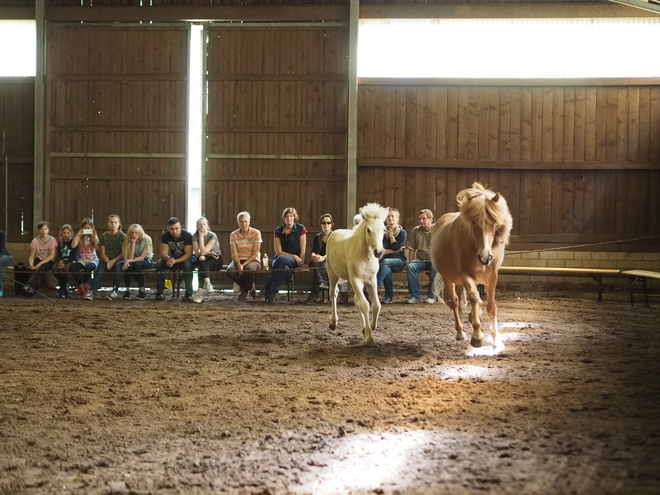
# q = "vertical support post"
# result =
<box><xmin>33</xmin><ymin>0</ymin><xmax>46</xmax><ymax>230</ymax></box>
<box><xmin>345</xmin><ymin>0</ymin><xmax>359</xmax><ymax>227</ymax></box>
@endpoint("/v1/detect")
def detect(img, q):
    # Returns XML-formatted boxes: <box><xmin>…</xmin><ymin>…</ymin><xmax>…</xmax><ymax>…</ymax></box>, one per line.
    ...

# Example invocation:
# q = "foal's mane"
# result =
<box><xmin>359</xmin><ymin>203</ymin><xmax>387</xmax><ymax>223</ymax></box>
<box><xmin>457</xmin><ymin>183</ymin><xmax>513</xmax><ymax>246</ymax></box>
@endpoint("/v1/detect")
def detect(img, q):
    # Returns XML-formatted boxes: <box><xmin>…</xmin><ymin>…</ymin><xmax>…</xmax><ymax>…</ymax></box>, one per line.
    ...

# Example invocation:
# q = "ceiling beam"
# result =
<box><xmin>360</xmin><ymin>3</ymin><xmax>660</xmax><ymax>19</ymax></box>
<box><xmin>607</xmin><ymin>0</ymin><xmax>660</xmax><ymax>15</ymax></box>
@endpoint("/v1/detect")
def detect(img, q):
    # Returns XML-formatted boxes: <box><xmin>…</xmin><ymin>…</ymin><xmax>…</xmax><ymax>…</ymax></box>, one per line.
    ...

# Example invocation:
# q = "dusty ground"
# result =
<box><xmin>1</xmin><ymin>289</ymin><xmax>659</xmax><ymax>495</ymax></box>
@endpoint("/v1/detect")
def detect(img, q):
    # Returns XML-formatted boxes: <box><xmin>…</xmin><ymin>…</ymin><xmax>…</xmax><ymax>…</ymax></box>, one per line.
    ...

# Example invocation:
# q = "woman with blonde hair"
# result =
<box><xmin>121</xmin><ymin>224</ymin><xmax>153</xmax><ymax>300</ymax></box>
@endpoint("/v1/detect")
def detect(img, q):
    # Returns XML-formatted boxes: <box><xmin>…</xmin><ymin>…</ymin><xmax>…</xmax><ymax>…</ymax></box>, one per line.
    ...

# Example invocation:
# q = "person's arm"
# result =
<box><xmin>36</xmin><ymin>246</ymin><xmax>57</xmax><ymax>267</ymax></box>
<box><xmin>230</xmin><ymin>240</ymin><xmax>242</xmax><ymax>270</ymax></box>
<box><xmin>297</xmin><ymin>234</ymin><xmax>306</xmax><ymax>267</ymax></box>
<box><xmin>203</xmin><ymin>235</ymin><xmax>218</xmax><ymax>258</ymax></box>
<box><xmin>244</xmin><ymin>238</ymin><xmax>262</xmax><ymax>267</ymax></box>
<box><xmin>27</xmin><ymin>245</ymin><xmax>36</xmax><ymax>269</ymax></box>
<box><xmin>71</xmin><ymin>230</ymin><xmax>82</xmax><ymax>248</ymax></box>
<box><xmin>177</xmin><ymin>243</ymin><xmax>193</xmax><ymax>263</ymax></box>
<box><xmin>160</xmin><ymin>242</ymin><xmax>170</xmax><ymax>263</ymax></box>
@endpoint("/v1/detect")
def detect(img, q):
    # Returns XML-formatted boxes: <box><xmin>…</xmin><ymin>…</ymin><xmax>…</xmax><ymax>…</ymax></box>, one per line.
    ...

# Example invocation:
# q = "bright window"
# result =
<box><xmin>0</xmin><ymin>21</ymin><xmax>36</xmax><ymax>77</ymax></box>
<box><xmin>358</xmin><ymin>19</ymin><xmax>660</xmax><ymax>78</ymax></box>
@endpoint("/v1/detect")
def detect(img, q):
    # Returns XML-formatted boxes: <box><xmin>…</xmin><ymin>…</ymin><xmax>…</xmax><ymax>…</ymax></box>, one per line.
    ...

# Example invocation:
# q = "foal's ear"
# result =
<box><xmin>492</xmin><ymin>193</ymin><xmax>500</xmax><ymax>203</ymax></box>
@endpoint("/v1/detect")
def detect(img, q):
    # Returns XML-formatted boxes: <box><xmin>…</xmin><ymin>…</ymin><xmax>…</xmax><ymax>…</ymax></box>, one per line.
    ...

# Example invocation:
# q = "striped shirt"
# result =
<box><xmin>230</xmin><ymin>227</ymin><xmax>262</xmax><ymax>261</ymax></box>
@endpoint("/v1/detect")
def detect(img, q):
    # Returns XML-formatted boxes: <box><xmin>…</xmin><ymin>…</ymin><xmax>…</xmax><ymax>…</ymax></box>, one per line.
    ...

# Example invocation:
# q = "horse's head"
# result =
<box><xmin>358</xmin><ymin>203</ymin><xmax>388</xmax><ymax>259</ymax></box>
<box><xmin>457</xmin><ymin>183</ymin><xmax>513</xmax><ymax>266</ymax></box>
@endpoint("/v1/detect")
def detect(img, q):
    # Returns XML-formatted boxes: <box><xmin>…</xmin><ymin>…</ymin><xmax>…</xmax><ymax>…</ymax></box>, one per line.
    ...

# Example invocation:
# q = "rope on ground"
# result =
<box><xmin>506</xmin><ymin>234</ymin><xmax>660</xmax><ymax>256</ymax></box>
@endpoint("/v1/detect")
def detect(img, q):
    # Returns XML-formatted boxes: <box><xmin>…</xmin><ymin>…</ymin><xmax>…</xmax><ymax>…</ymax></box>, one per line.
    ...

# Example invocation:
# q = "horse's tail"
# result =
<box><xmin>434</xmin><ymin>274</ymin><xmax>467</xmax><ymax>316</ymax></box>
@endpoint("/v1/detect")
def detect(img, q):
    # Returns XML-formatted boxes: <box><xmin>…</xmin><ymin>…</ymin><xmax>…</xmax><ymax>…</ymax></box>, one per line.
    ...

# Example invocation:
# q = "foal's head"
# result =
<box><xmin>457</xmin><ymin>183</ymin><xmax>513</xmax><ymax>266</ymax></box>
<box><xmin>358</xmin><ymin>203</ymin><xmax>388</xmax><ymax>259</ymax></box>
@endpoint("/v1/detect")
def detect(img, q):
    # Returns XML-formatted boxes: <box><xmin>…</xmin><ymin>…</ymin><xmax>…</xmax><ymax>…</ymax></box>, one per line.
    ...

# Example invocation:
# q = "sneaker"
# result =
<box><xmin>155</xmin><ymin>291</ymin><xmax>165</xmax><ymax>301</ymax></box>
<box><xmin>82</xmin><ymin>283</ymin><xmax>90</xmax><ymax>297</ymax></box>
<box><xmin>203</xmin><ymin>282</ymin><xmax>214</xmax><ymax>294</ymax></box>
<box><xmin>84</xmin><ymin>292</ymin><xmax>93</xmax><ymax>301</ymax></box>
<box><xmin>182</xmin><ymin>292</ymin><xmax>193</xmax><ymax>302</ymax></box>
<box><xmin>192</xmin><ymin>293</ymin><xmax>203</xmax><ymax>304</ymax></box>
<box><xmin>238</xmin><ymin>290</ymin><xmax>247</xmax><ymax>301</ymax></box>
<box><xmin>319</xmin><ymin>282</ymin><xmax>329</xmax><ymax>290</ymax></box>
<box><xmin>0</xmin><ymin>290</ymin><xmax>3</xmax><ymax>298</ymax></box>
<box><xmin>424</xmin><ymin>297</ymin><xmax>436</xmax><ymax>304</ymax></box>
<box><xmin>137</xmin><ymin>290</ymin><xmax>147</xmax><ymax>300</ymax></box>
<box><xmin>250</xmin><ymin>284</ymin><xmax>257</xmax><ymax>299</ymax></box>
<box><xmin>407</xmin><ymin>297</ymin><xmax>421</xmax><ymax>304</ymax></box>
<box><xmin>382</xmin><ymin>297</ymin><xmax>393</xmax><ymax>304</ymax></box>
<box><xmin>123</xmin><ymin>290</ymin><xmax>131</xmax><ymax>300</ymax></box>
<box><xmin>106</xmin><ymin>290</ymin><xmax>119</xmax><ymax>301</ymax></box>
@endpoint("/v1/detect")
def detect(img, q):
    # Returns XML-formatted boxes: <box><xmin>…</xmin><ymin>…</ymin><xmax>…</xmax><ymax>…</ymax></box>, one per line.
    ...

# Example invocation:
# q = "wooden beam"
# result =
<box><xmin>360</xmin><ymin>3</ymin><xmax>660</xmax><ymax>19</ymax></box>
<box><xmin>0</xmin><ymin>7</ymin><xmax>33</xmax><ymax>20</ymax></box>
<box><xmin>45</xmin><ymin>6</ymin><xmax>349</xmax><ymax>23</ymax></box>
<box><xmin>360</xmin><ymin>78</ymin><xmax>660</xmax><ymax>87</ymax></box>
<box><xmin>357</xmin><ymin>158</ymin><xmax>660</xmax><ymax>170</ymax></box>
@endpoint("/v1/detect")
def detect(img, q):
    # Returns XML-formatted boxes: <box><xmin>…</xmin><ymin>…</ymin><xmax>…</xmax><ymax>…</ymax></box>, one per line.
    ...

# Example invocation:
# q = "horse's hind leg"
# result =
<box><xmin>444</xmin><ymin>278</ymin><xmax>466</xmax><ymax>341</ymax></box>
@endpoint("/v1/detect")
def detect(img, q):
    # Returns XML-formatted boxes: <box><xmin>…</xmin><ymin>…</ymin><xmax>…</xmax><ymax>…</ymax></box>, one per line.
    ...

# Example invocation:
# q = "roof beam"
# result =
<box><xmin>607</xmin><ymin>0</ymin><xmax>660</xmax><ymax>15</ymax></box>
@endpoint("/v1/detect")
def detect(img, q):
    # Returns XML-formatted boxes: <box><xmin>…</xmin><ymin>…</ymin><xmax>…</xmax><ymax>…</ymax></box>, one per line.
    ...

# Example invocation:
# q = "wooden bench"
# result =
<box><xmin>498</xmin><ymin>266</ymin><xmax>622</xmax><ymax>303</ymax></box>
<box><xmin>621</xmin><ymin>270</ymin><xmax>660</xmax><ymax>306</ymax></box>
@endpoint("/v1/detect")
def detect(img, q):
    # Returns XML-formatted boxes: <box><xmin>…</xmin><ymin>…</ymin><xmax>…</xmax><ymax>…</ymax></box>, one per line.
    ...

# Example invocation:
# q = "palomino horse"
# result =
<box><xmin>326</xmin><ymin>203</ymin><xmax>388</xmax><ymax>344</ymax></box>
<box><xmin>430</xmin><ymin>183</ymin><xmax>513</xmax><ymax>349</ymax></box>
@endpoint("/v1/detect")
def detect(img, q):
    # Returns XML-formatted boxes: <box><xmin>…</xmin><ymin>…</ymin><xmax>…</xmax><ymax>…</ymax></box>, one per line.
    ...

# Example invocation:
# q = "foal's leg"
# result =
<box><xmin>365</xmin><ymin>275</ymin><xmax>381</xmax><ymax>334</ymax></box>
<box><xmin>461</xmin><ymin>274</ymin><xmax>484</xmax><ymax>347</ymax></box>
<box><xmin>444</xmin><ymin>278</ymin><xmax>466</xmax><ymax>341</ymax></box>
<box><xmin>328</xmin><ymin>270</ymin><xmax>340</xmax><ymax>331</ymax></box>
<box><xmin>351</xmin><ymin>278</ymin><xmax>374</xmax><ymax>345</ymax></box>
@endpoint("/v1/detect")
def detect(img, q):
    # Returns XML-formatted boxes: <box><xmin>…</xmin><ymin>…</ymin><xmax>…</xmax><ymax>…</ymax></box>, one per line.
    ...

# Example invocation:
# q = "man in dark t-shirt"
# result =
<box><xmin>155</xmin><ymin>217</ymin><xmax>194</xmax><ymax>301</ymax></box>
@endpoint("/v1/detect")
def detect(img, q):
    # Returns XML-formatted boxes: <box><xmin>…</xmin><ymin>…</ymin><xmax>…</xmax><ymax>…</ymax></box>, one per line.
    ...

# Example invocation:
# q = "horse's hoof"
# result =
<box><xmin>329</xmin><ymin>322</ymin><xmax>336</xmax><ymax>330</ymax></box>
<box><xmin>365</xmin><ymin>337</ymin><xmax>375</xmax><ymax>345</ymax></box>
<box><xmin>470</xmin><ymin>337</ymin><xmax>483</xmax><ymax>348</ymax></box>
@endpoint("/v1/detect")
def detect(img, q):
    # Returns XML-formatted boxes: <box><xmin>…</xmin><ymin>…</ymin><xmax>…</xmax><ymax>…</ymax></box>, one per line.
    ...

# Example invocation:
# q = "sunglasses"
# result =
<box><xmin>321</xmin><ymin>221</ymin><xmax>332</xmax><ymax>225</ymax></box>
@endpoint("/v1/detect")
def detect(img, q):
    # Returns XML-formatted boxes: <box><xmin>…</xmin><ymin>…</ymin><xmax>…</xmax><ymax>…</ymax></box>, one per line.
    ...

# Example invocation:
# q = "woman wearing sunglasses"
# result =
<box><xmin>307</xmin><ymin>213</ymin><xmax>334</xmax><ymax>303</ymax></box>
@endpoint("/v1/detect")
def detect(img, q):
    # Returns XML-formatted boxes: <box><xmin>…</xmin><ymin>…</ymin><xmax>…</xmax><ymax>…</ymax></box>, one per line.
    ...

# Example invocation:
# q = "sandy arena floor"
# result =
<box><xmin>1</xmin><ymin>290</ymin><xmax>659</xmax><ymax>494</ymax></box>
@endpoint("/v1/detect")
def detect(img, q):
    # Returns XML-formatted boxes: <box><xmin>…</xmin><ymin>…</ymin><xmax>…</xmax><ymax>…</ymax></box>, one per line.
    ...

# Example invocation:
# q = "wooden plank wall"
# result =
<box><xmin>46</xmin><ymin>25</ymin><xmax>188</xmax><ymax>246</ymax></box>
<box><xmin>357</xmin><ymin>84</ymin><xmax>660</xmax><ymax>248</ymax></box>
<box><xmin>0</xmin><ymin>78</ymin><xmax>34</xmax><ymax>241</ymax></box>
<box><xmin>205</xmin><ymin>26</ymin><xmax>348</xmax><ymax>259</ymax></box>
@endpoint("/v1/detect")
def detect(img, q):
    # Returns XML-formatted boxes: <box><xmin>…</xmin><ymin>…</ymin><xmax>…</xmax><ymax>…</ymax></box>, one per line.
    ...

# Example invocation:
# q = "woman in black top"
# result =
<box><xmin>307</xmin><ymin>213</ymin><xmax>333</xmax><ymax>303</ymax></box>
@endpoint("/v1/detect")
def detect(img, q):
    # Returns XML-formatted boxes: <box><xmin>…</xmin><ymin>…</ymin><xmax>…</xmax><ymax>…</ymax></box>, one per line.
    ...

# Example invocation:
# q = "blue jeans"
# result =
<box><xmin>262</xmin><ymin>255</ymin><xmax>298</xmax><ymax>300</ymax></box>
<box><xmin>90</xmin><ymin>260</ymin><xmax>125</xmax><ymax>292</ymax></box>
<box><xmin>406</xmin><ymin>259</ymin><xmax>437</xmax><ymax>300</ymax></box>
<box><xmin>71</xmin><ymin>261</ymin><xmax>98</xmax><ymax>285</ymax></box>
<box><xmin>0</xmin><ymin>254</ymin><xmax>13</xmax><ymax>292</ymax></box>
<box><xmin>377</xmin><ymin>257</ymin><xmax>406</xmax><ymax>299</ymax></box>
<box><xmin>124</xmin><ymin>259</ymin><xmax>154</xmax><ymax>289</ymax></box>
<box><xmin>156</xmin><ymin>258</ymin><xmax>194</xmax><ymax>294</ymax></box>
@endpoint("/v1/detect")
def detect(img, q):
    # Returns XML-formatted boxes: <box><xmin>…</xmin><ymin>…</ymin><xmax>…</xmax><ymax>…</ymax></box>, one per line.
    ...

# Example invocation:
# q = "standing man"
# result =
<box><xmin>406</xmin><ymin>209</ymin><xmax>437</xmax><ymax>304</ymax></box>
<box><xmin>155</xmin><ymin>217</ymin><xmax>194</xmax><ymax>301</ymax></box>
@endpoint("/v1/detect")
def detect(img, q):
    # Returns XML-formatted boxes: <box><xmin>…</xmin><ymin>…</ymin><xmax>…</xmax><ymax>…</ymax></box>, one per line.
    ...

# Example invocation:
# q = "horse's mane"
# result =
<box><xmin>457</xmin><ymin>183</ymin><xmax>513</xmax><ymax>246</ymax></box>
<box><xmin>359</xmin><ymin>203</ymin><xmax>387</xmax><ymax>222</ymax></box>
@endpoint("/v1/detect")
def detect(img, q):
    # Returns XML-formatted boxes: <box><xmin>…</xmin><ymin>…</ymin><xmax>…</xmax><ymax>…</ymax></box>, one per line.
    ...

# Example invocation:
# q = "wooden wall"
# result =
<box><xmin>357</xmin><ymin>84</ymin><xmax>660</xmax><ymax>248</ymax></box>
<box><xmin>0</xmin><ymin>78</ymin><xmax>34</xmax><ymax>241</ymax></box>
<box><xmin>204</xmin><ymin>25</ymin><xmax>348</xmax><ymax>258</ymax></box>
<box><xmin>45</xmin><ymin>25</ymin><xmax>188</xmax><ymax>245</ymax></box>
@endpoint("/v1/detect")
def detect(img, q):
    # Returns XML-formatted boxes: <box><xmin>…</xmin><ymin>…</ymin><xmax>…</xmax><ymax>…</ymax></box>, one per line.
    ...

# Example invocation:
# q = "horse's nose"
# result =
<box><xmin>478</xmin><ymin>253</ymin><xmax>493</xmax><ymax>266</ymax></box>
<box><xmin>374</xmin><ymin>249</ymin><xmax>384</xmax><ymax>259</ymax></box>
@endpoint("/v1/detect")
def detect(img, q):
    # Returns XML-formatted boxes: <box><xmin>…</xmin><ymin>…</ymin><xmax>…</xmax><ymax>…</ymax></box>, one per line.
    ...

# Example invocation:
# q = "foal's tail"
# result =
<box><xmin>433</xmin><ymin>274</ymin><xmax>468</xmax><ymax>316</ymax></box>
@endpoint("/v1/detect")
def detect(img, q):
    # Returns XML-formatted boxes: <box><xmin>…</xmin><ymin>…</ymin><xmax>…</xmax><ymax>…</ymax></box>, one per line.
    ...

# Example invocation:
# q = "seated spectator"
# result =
<box><xmin>406</xmin><ymin>209</ymin><xmax>437</xmax><ymax>304</ymax></box>
<box><xmin>121</xmin><ymin>224</ymin><xmax>153</xmax><ymax>300</ymax></box>
<box><xmin>307</xmin><ymin>213</ymin><xmax>333</xmax><ymax>303</ymax></box>
<box><xmin>261</xmin><ymin>207</ymin><xmax>307</xmax><ymax>303</ymax></box>
<box><xmin>0</xmin><ymin>229</ymin><xmax>13</xmax><ymax>298</ymax></box>
<box><xmin>89</xmin><ymin>214</ymin><xmax>126</xmax><ymax>301</ymax></box>
<box><xmin>226</xmin><ymin>211</ymin><xmax>262</xmax><ymax>300</ymax></box>
<box><xmin>50</xmin><ymin>224</ymin><xmax>77</xmax><ymax>298</ymax></box>
<box><xmin>376</xmin><ymin>208</ymin><xmax>407</xmax><ymax>304</ymax></box>
<box><xmin>70</xmin><ymin>218</ymin><xmax>100</xmax><ymax>300</ymax></box>
<box><xmin>155</xmin><ymin>217</ymin><xmax>194</xmax><ymax>302</ymax></box>
<box><xmin>191</xmin><ymin>217</ymin><xmax>223</xmax><ymax>304</ymax></box>
<box><xmin>20</xmin><ymin>221</ymin><xmax>57</xmax><ymax>297</ymax></box>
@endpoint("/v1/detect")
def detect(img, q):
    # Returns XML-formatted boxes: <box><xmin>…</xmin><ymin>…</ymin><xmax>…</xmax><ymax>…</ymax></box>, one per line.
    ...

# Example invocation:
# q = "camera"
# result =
<box><xmin>83</xmin><ymin>229</ymin><xmax>93</xmax><ymax>235</ymax></box>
